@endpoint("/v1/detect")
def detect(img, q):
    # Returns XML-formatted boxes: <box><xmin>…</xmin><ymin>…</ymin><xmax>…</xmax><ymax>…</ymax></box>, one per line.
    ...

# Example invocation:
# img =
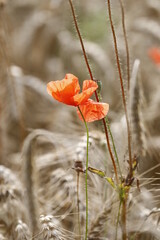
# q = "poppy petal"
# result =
<box><xmin>82</xmin><ymin>80</ymin><xmax>98</xmax><ymax>91</ymax></box>
<box><xmin>73</xmin><ymin>80</ymin><xmax>98</xmax><ymax>105</ymax></box>
<box><xmin>77</xmin><ymin>99</ymin><xmax>109</xmax><ymax>122</ymax></box>
<box><xmin>47</xmin><ymin>74</ymin><xmax>80</xmax><ymax>105</ymax></box>
<box><xmin>65</xmin><ymin>74</ymin><xmax>81</xmax><ymax>94</ymax></box>
<box><xmin>148</xmin><ymin>48</ymin><xmax>160</xmax><ymax>65</ymax></box>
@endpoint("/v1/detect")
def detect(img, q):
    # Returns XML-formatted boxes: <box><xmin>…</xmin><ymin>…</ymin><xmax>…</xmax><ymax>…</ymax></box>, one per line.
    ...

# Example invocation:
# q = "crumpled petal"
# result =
<box><xmin>47</xmin><ymin>74</ymin><xmax>80</xmax><ymax>105</ymax></box>
<box><xmin>82</xmin><ymin>80</ymin><xmax>98</xmax><ymax>91</ymax></box>
<box><xmin>73</xmin><ymin>80</ymin><xmax>98</xmax><ymax>105</ymax></box>
<box><xmin>148</xmin><ymin>48</ymin><xmax>160</xmax><ymax>65</ymax></box>
<box><xmin>77</xmin><ymin>99</ymin><xmax>109</xmax><ymax>122</ymax></box>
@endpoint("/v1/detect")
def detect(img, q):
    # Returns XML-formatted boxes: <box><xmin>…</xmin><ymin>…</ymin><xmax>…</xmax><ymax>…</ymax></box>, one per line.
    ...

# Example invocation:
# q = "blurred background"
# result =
<box><xmin>0</xmin><ymin>0</ymin><xmax>160</xmax><ymax>155</ymax></box>
<box><xmin>0</xmin><ymin>0</ymin><xmax>160</xmax><ymax>239</ymax></box>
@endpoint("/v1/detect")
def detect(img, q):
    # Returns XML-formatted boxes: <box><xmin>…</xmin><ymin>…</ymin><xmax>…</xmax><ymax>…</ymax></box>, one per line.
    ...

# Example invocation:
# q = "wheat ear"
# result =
<box><xmin>130</xmin><ymin>59</ymin><xmax>147</xmax><ymax>158</ymax></box>
<box><xmin>88</xmin><ymin>195</ymin><xmax>115</xmax><ymax>239</ymax></box>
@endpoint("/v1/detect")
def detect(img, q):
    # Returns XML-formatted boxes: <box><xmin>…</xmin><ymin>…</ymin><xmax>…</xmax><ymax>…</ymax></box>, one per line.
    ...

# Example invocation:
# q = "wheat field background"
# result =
<box><xmin>0</xmin><ymin>0</ymin><xmax>160</xmax><ymax>239</ymax></box>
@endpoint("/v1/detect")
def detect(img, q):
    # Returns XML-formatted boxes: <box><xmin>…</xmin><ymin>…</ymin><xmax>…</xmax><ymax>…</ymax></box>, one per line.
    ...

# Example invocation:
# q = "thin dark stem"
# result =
<box><xmin>107</xmin><ymin>0</ymin><xmax>132</xmax><ymax>175</ymax></box>
<box><xmin>68</xmin><ymin>0</ymin><xmax>93</xmax><ymax>80</ymax></box>
<box><xmin>105</xmin><ymin>117</ymin><xmax>122</xmax><ymax>179</ymax></box>
<box><xmin>77</xmin><ymin>172</ymin><xmax>81</xmax><ymax>239</ymax></box>
<box><xmin>77</xmin><ymin>106</ymin><xmax>89</xmax><ymax>240</ymax></box>
<box><xmin>68</xmin><ymin>0</ymin><xmax>119</xmax><ymax>183</ymax></box>
<box><xmin>119</xmin><ymin>0</ymin><xmax>130</xmax><ymax>91</ymax></box>
<box><xmin>102</xmin><ymin>118</ymin><xmax>119</xmax><ymax>184</ymax></box>
<box><xmin>97</xmin><ymin>88</ymin><xmax>121</xmax><ymax>181</ymax></box>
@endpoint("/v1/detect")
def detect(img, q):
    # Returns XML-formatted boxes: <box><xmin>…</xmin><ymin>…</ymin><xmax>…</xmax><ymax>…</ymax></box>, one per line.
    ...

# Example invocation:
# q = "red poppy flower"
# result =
<box><xmin>47</xmin><ymin>74</ymin><xmax>109</xmax><ymax>122</ymax></box>
<box><xmin>77</xmin><ymin>99</ymin><xmax>109</xmax><ymax>123</ymax></box>
<box><xmin>47</xmin><ymin>74</ymin><xmax>98</xmax><ymax>106</ymax></box>
<box><xmin>148</xmin><ymin>47</ymin><xmax>160</xmax><ymax>66</ymax></box>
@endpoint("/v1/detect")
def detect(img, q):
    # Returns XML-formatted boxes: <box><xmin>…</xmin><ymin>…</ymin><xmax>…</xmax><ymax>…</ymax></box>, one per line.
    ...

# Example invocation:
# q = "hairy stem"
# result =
<box><xmin>78</xmin><ymin>106</ymin><xmax>89</xmax><ymax>240</ymax></box>
<box><xmin>107</xmin><ymin>0</ymin><xmax>132</xmax><ymax>175</ymax></box>
<box><xmin>68</xmin><ymin>0</ymin><xmax>93</xmax><ymax>80</ymax></box>
<box><xmin>68</xmin><ymin>0</ymin><xmax>119</xmax><ymax>183</ymax></box>
<box><xmin>119</xmin><ymin>0</ymin><xmax>130</xmax><ymax>91</ymax></box>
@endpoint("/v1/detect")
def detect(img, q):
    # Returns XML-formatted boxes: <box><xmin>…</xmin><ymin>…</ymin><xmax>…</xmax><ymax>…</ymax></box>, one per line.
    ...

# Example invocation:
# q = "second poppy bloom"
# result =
<box><xmin>47</xmin><ymin>74</ymin><xmax>109</xmax><ymax>122</ymax></box>
<box><xmin>148</xmin><ymin>47</ymin><xmax>160</xmax><ymax>66</ymax></box>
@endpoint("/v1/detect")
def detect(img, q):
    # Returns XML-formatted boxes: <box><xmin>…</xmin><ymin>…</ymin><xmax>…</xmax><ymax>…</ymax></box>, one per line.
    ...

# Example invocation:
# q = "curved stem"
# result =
<box><xmin>78</xmin><ymin>106</ymin><xmax>89</xmax><ymax>240</ymax></box>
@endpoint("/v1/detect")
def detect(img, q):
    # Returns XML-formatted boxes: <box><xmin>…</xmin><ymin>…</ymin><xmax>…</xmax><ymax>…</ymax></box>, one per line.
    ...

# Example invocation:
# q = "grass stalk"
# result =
<box><xmin>77</xmin><ymin>106</ymin><xmax>89</xmax><ymax>240</ymax></box>
<box><xmin>119</xmin><ymin>0</ymin><xmax>130</xmax><ymax>91</ymax></box>
<box><xmin>121</xmin><ymin>198</ymin><xmax>127</xmax><ymax>240</ymax></box>
<box><xmin>115</xmin><ymin>200</ymin><xmax>122</xmax><ymax>240</ymax></box>
<box><xmin>97</xmin><ymin>86</ymin><xmax>122</xmax><ymax>180</ymax></box>
<box><xmin>68</xmin><ymin>0</ymin><xmax>93</xmax><ymax>80</ymax></box>
<box><xmin>77</xmin><ymin>172</ymin><xmax>81</xmax><ymax>239</ymax></box>
<box><xmin>106</xmin><ymin>0</ymin><xmax>132</xmax><ymax>176</ymax></box>
<box><xmin>105</xmin><ymin>116</ymin><xmax>122</xmax><ymax>179</ymax></box>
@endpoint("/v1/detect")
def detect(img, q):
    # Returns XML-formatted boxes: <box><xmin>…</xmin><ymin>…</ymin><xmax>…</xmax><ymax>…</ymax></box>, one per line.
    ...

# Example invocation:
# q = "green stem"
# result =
<box><xmin>122</xmin><ymin>198</ymin><xmax>127</xmax><ymax>240</ymax></box>
<box><xmin>97</xmin><ymin>87</ymin><xmax>122</xmax><ymax>179</ymax></box>
<box><xmin>77</xmin><ymin>172</ymin><xmax>81</xmax><ymax>239</ymax></box>
<box><xmin>115</xmin><ymin>200</ymin><xmax>122</xmax><ymax>240</ymax></box>
<box><xmin>78</xmin><ymin>106</ymin><xmax>89</xmax><ymax>240</ymax></box>
<box><xmin>105</xmin><ymin>116</ymin><xmax>122</xmax><ymax>179</ymax></box>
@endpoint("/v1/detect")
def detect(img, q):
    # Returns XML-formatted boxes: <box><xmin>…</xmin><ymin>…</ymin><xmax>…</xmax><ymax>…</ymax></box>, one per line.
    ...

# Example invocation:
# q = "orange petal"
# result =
<box><xmin>47</xmin><ymin>74</ymin><xmax>80</xmax><ymax>105</ymax></box>
<box><xmin>82</xmin><ymin>80</ymin><xmax>98</xmax><ymax>91</ymax></box>
<box><xmin>77</xmin><ymin>99</ymin><xmax>109</xmax><ymax>122</ymax></box>
<box><xmin>148</xmin><ymin>48</ymin><xmax>160</xmax><ymax>65</ymax></box>
<box><xmin>73</xmin><ymin>80</ymin><xmax>98</xmax><ymax>105</ymax></box>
